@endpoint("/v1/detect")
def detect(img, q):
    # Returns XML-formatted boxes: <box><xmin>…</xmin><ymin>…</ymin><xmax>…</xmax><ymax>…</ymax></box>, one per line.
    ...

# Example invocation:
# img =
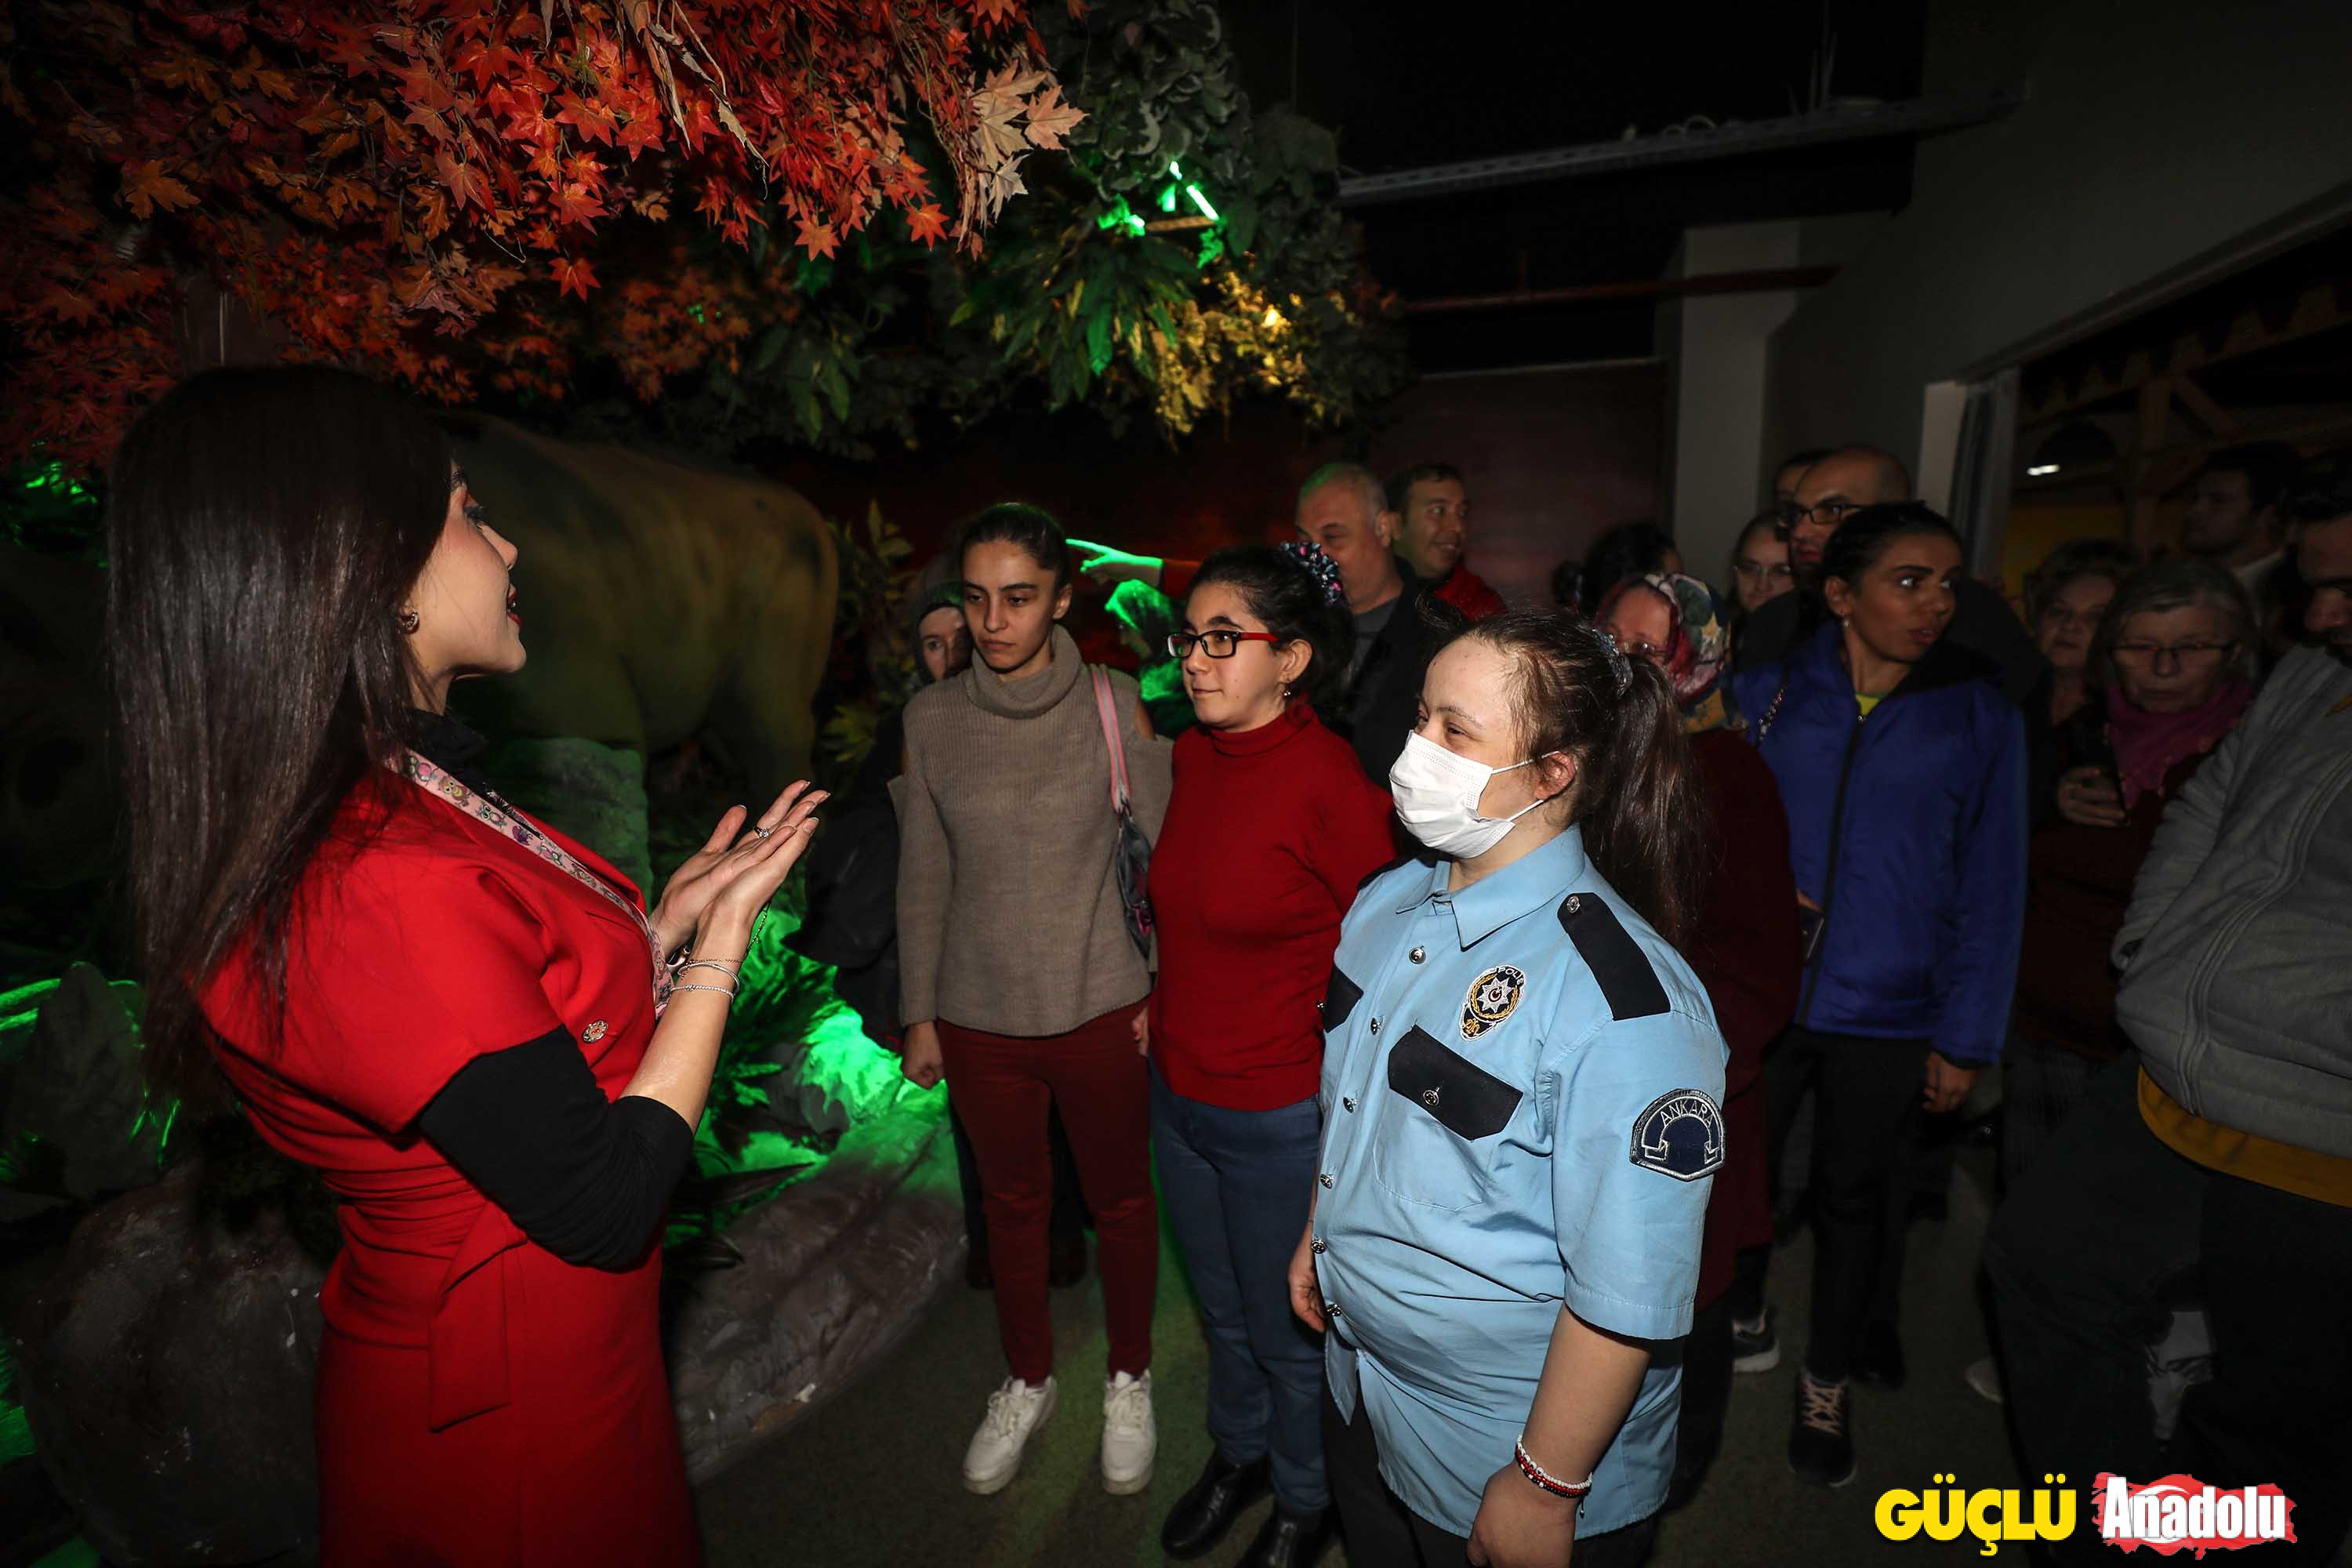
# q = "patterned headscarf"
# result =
<box><xmin>1595</xmin><ymin>571</ymin><xmax>1733</xmax><ymax>731</ymax></box>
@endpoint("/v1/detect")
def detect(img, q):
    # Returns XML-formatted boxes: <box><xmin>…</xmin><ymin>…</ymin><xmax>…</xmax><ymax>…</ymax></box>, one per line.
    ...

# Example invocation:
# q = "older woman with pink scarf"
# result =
<box><xmin>2008</xmin><ymin>560</ymin><xmax>2258</xmax><ymax>1185</ymax></box>
<box><xmin>1597</xmin><ymin>572</ymin><xmax>1802</xmax><ymax>1504</ymax></box>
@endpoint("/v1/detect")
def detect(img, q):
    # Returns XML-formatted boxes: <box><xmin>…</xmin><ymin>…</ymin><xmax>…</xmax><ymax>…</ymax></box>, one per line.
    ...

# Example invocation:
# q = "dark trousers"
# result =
<box><xmin>1984</xmin><ymin>1057</ymin><xmax>2352</xmax><ymax>1565</ymax></box>
<box><xmin>1150</xmin><ymin>1065</ymin><xmax>1327</xmax><ymax>1512</ymax></box>
<box><xmin>1762</xmin><ymin>1025</ymin><xmax>1928</xmax><ymax>1381</ymax></box>
<box><xmin>949</xmin><ymin>1098</ymin><xmax>1084</xmax><ymax>1261</ymax></box>
<box><xmin>1322</xmin><ymin>1382</ymin><xmax>1657</xmax><ymax>1568</ymax></box>
<box><xmin>938</xmin><ymin>1007</ymin><xmax>1158</xmax><ymax>1384</ymax></box>
<box><xmin>1672</xmin><ymin>1292</ymin><xmax>1734</xmax><ymax>1494</ymax></box>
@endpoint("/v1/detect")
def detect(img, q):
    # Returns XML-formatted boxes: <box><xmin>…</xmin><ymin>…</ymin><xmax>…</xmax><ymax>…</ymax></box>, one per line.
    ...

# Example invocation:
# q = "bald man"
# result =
<box><xmin>1733</xmin><ymin>445</ymin><xmax>2046</xmax><ymax>709</ymax></box>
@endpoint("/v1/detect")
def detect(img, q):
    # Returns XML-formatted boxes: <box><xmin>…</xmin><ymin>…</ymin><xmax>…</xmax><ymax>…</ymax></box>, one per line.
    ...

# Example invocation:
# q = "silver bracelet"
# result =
<box><xmin>678</xmin><ymin>958</ymin><xmax>740</xmax><ymax>978</ymax></box>
<box><xmin>670</xmin><ymin>981</ymin><xmax>739</xmax><ymax>1000</ymax></box>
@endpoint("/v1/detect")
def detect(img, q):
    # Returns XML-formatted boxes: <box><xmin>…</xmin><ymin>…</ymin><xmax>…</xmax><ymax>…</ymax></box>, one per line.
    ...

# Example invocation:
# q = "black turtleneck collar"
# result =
<box><xmin>407</xmin><ymin>708</ymin><xmax>495</xmax><ymax>795</ymax></box>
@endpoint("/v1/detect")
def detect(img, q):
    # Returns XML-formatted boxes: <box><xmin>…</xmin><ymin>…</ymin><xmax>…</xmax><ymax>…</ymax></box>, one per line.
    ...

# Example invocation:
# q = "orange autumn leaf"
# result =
<box><xmin>795</xmin><ymin>216</ymin><xmax>838</xmax><ymax>259</ymax></box>
<box><xmin>550</xmin><ymin>255</ymin><xmax>598</xmax><ymax>300</ymax></box>
<box><xmin>905</xmin><ymin>202</ymin><xmax>950</xmax><ymax>247</ymax></box>
<box><xmin>120</xmin><ymin>160</ymin><xmax>198</xmax><ymax>218</ymax></box>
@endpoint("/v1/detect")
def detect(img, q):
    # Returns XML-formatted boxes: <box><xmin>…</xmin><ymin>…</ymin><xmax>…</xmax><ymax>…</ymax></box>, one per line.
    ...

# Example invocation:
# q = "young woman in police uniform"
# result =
<box><xmin>1290</xmin><ymin>612</ymin><xmax>1727</xmax><ymax>1568</ymax></box>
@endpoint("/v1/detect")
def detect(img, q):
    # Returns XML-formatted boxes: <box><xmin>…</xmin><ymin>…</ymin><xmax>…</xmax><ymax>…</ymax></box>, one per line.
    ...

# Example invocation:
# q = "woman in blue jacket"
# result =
<box><xmin>1728</xmin><ymin>503</ymin><xmax>2026</xmax><ymax>1489</ymax></box>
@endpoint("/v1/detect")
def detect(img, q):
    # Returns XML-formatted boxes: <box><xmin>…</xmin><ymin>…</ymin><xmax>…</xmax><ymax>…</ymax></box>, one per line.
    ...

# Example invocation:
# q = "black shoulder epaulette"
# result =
<box><xmin>1353</xmin><ymin>851</ymin><xmax>1430</xmax><ymax>897</ymax></box>
<box><xmin>1558</xmin><ymin>891</ymin><xmax>1669</xmax><ymax>1020</ymax></box>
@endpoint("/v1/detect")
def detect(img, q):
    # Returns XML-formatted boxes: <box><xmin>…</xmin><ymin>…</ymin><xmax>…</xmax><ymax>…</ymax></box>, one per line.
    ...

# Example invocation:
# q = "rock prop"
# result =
<box><xmin>668</xmin><ymin>1089</ymin><xmax>957</xmax><ymax>1479</ymax></box>
<box><xmin>485</xmin><ymin>736</ymin><xmax>655</xmax><ymax>895</ymax></box>
<box><xmin>1</xmin><ymin>965</ymin><xmax>165</xmax><ymax>1206</ymax></box>
<box><xmin>13</xmin><ymin>1149</ymin><xmax>330</xmax><ymax>1565</ymax></box>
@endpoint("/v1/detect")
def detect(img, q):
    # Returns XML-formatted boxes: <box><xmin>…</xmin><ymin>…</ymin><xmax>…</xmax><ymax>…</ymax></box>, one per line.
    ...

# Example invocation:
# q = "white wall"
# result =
<box><xmin>1764</xmin><ymin>0</ymin><xmax>2352</xmax><ymax>496</ymax></box>
<box><xmin>1658</xmin><ymin>223</ymin><xmax>1802</xmax><ymax>583</ymax></box>
<box><xmin>1660</xmin><ymin>215</ymin><xmax>1889</xmax><ymax>581</ymax></box>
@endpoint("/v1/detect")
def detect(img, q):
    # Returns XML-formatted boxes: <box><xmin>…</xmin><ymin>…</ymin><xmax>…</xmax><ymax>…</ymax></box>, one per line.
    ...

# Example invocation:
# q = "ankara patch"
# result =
<box><xmin>1629</xmin><ymin>1089</ymin><xmax>1725</xmax><ymax>1181</ymax></box>
<box><xmin>1460</xmin><ymin>964</ymin><xmax>1526</xmax><ymax>1040</ymax></box>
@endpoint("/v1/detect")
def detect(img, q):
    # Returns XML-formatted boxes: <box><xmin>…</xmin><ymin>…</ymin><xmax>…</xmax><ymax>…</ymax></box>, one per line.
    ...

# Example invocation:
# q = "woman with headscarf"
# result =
<box><xmin>1596</xmin><ymin>572</ymin><xmax>1803</xmax><ymax>1507</ymax></box>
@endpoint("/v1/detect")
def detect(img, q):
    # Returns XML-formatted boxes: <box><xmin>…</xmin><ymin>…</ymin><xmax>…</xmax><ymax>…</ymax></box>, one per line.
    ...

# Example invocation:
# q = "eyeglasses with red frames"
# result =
<box><xmin>1167</xmin><ymin>630</ymin><xmax>1283</xmax><ymax>659</ymax></box>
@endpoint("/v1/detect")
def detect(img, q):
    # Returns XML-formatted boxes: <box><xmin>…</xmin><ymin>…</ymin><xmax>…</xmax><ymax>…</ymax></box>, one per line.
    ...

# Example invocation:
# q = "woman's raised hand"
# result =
<box><xmin>652</xmin><ymin>784</ymin><xmax>824</xmax><ymax>951</ymax></box>
<box><xmin>694</xmin><ymin>782</ymin><xmax>826</xmax><ymax>942</ymax></box>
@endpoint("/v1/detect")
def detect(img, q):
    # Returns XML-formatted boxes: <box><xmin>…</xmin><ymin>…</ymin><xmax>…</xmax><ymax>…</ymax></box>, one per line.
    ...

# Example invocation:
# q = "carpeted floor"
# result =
<box><xmin>695</xmin><ymin>1145</ymin><xmax>2015</xmax><ymax>1568</ymax></box>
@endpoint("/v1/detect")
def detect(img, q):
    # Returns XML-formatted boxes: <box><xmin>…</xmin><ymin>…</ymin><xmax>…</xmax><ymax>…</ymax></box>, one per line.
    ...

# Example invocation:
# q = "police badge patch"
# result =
<box><xmin>1461</xmin><ymin>964</ymin><xmax>1527</xmax><ymax>1040</ymax></box>
<box><xmin>1628</xmin><ymin>1089</ymin><xmax>1726</xmax><ymax>1181</ymax></box>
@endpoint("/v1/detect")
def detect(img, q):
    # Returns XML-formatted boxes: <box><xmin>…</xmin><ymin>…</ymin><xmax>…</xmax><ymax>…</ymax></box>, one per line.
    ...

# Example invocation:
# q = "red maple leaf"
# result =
<box><xmin>555</xmin><ymin>92</ymin><xmax>619</xmax><ymax>146</ymax></box>
<box><xmin>904</xmin><ymin>202</ymin><xmax>949</xmax><ymax>248</ymax></box>
<box><xmin>551</xmin><ymin>255</ymin><xmax>598</xmax><ymax>300</ymax></box>
<box><xmin>795</xmin><ymin>216</ymin><xmax>837</xmax><ymax>259</ymax></box>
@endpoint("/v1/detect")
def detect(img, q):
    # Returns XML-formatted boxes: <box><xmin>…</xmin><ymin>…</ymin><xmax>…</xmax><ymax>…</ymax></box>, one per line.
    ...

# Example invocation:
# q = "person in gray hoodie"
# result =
<box><xmin>1983</xmin><ymin>464</ymin><xmax>2352</xmax><ymax>1567</ymax></box>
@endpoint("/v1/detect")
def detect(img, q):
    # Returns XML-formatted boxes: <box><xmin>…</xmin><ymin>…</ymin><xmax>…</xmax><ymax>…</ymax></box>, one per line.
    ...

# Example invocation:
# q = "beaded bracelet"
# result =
<box><xmin>1513</xmin><ymin>1437</ymin><xmax>1593</xmax><ymax>1500</ymax></box>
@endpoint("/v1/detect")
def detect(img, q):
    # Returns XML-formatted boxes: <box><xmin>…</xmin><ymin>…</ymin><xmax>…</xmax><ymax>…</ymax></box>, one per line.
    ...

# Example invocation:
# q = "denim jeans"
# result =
<box><xmin>1150</xmin><ymin>1063</ymin><xmax>1327</xmax><ymax>1514</ymax></box>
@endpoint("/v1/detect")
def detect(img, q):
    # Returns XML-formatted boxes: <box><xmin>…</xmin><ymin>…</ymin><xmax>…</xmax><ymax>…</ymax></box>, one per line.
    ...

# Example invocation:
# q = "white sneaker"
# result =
<box><xmin>1100</xmin><ymin>1370</ymin><xmax>1156</xmax><ymax>1495</ymax></box>
<box><xmin>963</xmin><ymin>1375</ymin><xmax>1057</xmax><ymax>1495</ymax></box>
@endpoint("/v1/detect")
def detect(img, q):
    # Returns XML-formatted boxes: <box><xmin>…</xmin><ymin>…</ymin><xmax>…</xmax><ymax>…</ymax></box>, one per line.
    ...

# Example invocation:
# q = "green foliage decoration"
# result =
<box><xmin>557</xmin><ymin>0</ymin><xmax>1404</xmax><ymax>464</ymax></box>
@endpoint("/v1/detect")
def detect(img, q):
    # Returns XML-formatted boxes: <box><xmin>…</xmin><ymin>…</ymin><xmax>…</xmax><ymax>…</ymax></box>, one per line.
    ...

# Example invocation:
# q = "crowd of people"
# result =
<box><xmin>96</xmin><ymin>361</ymin><xmax>2350</xmax><ymax>1568</ymax></box>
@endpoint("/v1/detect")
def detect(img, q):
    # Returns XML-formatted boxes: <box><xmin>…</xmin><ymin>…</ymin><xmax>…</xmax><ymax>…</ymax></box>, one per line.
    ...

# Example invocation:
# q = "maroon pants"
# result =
<box><xmin>938</xmin><ymin>1005</ymin><xmax>1158</xmax><ymax>1385</ymax></box>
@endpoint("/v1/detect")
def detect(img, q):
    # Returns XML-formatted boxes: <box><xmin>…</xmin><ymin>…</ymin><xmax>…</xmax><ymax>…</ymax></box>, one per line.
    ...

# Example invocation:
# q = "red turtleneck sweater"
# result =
<box><xmin>1148</xmin><ymin>701</ymin><xmax>1398</xmax><ymax>1110</ymax></box>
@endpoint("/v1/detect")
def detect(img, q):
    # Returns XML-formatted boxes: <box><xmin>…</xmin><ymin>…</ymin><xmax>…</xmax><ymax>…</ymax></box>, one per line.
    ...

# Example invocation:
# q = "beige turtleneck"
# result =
<box><xmin>896</xmin><ymin>626</ymin><xmax>1173</xmax><ymax>1036</ymax></box>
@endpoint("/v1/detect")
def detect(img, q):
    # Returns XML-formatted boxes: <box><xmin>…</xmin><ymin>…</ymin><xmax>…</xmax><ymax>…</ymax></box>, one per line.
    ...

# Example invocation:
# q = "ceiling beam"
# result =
<box><xmin>2020</xmin><ymin>278</ymin><xmax>2352</xmax><ymax>422</ymax></box>
<box><xmin>1400</xmin><ymin>265</ymin><xmax>1837</xmax><ymax>317</ymax></box>
<box><xmin>1334</xmin><ymin>90</ymin><xmax>2024</xmax><ymax>208</ymax></box>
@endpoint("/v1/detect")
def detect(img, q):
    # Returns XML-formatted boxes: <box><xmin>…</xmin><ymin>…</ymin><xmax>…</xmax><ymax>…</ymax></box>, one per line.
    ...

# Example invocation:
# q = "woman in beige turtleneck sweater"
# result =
<box><xmin>895</xmin><ymin>503</ymin><xmax>1172</xmax><ymax>1501</ymax></box>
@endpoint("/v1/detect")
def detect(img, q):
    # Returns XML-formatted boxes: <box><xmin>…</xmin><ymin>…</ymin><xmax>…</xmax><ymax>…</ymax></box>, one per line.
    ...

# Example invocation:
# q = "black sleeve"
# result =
<box><xmin>418</xmin><ymin>1029</ymin><xmax>695</xmax><ymax>1271</ymax></box>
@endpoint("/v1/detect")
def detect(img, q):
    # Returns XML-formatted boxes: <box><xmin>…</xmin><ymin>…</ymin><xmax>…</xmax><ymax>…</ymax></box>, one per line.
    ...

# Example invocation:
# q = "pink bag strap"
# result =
<box><xmin>1089</xmin><ymin>668</ymin><xmax>1133</xmax><ymax>815</ymax></box>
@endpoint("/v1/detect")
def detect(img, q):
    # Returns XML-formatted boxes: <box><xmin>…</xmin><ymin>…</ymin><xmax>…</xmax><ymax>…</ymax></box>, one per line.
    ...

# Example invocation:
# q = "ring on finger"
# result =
<box><xmin>751</xmin><ymin>826</ymin><xmax>774</xmax><ymax>839</ymax></box>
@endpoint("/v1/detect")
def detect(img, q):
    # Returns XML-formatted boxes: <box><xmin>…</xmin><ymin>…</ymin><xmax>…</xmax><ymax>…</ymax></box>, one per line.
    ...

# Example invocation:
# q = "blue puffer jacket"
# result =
<box><xmin>1729</xmin><ymin>623</ymin><xmax>2027</xmax><ymax>1065</ymax></box>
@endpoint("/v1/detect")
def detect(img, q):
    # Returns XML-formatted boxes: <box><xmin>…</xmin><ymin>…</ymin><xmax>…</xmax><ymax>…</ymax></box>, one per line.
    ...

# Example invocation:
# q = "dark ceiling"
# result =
<box><xmin>1216</xmin><ymin>0</ymin><xmax>1930</xmax><ymax>372</ymax></box>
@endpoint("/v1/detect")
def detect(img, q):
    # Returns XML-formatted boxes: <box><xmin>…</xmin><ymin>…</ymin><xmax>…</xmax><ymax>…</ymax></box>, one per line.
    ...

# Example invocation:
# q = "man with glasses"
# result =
<box><xmin>1984</xmin><ymin>469</ymin><xmax>2352</xmax><ymax>1566</ymax></box>
<box><xmin>1733</xmin><ymin>445</ymin><xmax>2047</xmax><ymax>708</ymax></box>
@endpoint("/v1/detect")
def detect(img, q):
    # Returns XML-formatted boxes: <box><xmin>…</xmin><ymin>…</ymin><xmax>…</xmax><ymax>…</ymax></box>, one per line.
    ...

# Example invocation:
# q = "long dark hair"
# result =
<box><xmin>1454</xmin><ymin>612</ymin><xmax>1707</xmax><ymax>946</ymax></box>
<box><xmin>107</xmin><ymin>367</ymin><xmax>452</xmax><ymax>1116</ymax></box>
<box><xmin>1186</xmin><ymin>544</ymin><xmax>1351</xmax><ymax>712</ymax></box>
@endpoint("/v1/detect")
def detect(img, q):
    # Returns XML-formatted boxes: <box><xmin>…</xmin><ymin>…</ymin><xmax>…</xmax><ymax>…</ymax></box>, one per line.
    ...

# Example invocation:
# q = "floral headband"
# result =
<box><xmin>1278</xmin><ymin>539</ymin><xmax>1346</xmax><ymax>606</ymax></box>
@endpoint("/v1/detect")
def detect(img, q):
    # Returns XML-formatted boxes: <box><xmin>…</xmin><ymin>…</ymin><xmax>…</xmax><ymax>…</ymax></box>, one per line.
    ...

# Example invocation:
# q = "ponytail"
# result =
<box><xmin>1454</xmin><ymin>612</ymin><xmax>1708</xmax><ymax>946</ymax></box>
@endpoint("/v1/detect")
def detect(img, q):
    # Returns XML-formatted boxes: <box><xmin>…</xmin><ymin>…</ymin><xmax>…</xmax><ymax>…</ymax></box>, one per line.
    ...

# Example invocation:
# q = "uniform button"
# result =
<box><xmin>1342</xmin><ymin>1096</ymin><xmax>1357</xmax><ymax>1112</ymax></box>
<box><xmin>1421</xmin><ymin>1087</ymin><xmax>1442</xmax><ymax>1109</ymax></box>
<box><xmin>1409</xmin><ymin>946</ymin><xmax>1425</xmax><ymax>964</ymax></box>
<box><xmin>1370</xmin><ymin>1018</ymin><xmax>1381</xmax><ymax>1034</ymax></box>
<box><xmin>1311</xmin><ymin>1239</ymin><xmax>1327</xmax><ymax>1254</ymax></box>
<box><xmin>1324</xmin><ymin>1301</ymin><xmax>1343</xmax><ymax>1319</ymax></box>
<box><xmin>1566</xmin><ymin>894</ymin><xmax>1582</xmax><ymax>915</ymax></box>
<box><xmin>1319</xmin><ymin>1172</ymin><xmax>1334</xmax><ymax>1189</ymax></box>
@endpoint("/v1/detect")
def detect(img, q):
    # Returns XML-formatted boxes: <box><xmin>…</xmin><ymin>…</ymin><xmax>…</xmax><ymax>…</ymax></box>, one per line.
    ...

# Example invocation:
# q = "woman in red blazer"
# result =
<box><xmin>107</xmin><ymin>367</ymin><xmax>822</xmax><ymax>1565</ymax></box>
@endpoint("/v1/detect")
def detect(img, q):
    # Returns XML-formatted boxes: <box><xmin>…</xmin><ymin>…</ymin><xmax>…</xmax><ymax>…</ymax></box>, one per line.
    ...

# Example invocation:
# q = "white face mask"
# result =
<box><xmin>1388</xmin><ymin>730</ymin><xmax>1554</xmax><ymax>858</ymax></box>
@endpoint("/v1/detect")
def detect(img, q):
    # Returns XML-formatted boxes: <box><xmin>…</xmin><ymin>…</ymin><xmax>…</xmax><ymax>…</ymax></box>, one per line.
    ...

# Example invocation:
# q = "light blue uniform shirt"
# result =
<box><xmin>1314</xmin><ymin>826</ymin><xmax>1727</xmax><ymax>1538</ymax></box>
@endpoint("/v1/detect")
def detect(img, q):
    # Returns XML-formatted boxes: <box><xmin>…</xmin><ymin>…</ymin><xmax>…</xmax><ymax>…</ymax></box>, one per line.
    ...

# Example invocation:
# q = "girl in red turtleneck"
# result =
<box><xmin>1145</xmin><ymin>543</ymin><xmax>1397</xmax><ymax>1568</ymax></box>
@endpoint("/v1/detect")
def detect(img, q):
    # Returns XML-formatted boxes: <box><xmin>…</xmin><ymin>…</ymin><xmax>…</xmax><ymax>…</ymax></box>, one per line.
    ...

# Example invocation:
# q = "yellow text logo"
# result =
<box><xmin>1875</xmin><ymin>1474</ymin><xmax>2079</xmax><ymax>1555</ymax></box>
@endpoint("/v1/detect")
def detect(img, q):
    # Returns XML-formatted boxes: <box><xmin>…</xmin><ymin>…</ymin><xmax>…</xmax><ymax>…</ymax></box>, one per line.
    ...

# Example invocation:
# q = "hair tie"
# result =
<box><xmin>1278</xmin><ymin>540</ymin><xmax>1346</xmax><ymax>607</ymax></box>
<box><xmin>1595</xmin><ymin>626</ymin><xmax>1634</xmax><ymax>698</ymax></box>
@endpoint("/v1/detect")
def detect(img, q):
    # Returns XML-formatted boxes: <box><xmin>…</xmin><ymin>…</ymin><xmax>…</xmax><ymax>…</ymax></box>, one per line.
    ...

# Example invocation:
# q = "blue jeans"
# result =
<box><xmin>1150</xmin><ymin>1062</ymin><xmax>1327</xmax><ymax>1513</ymax></box>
